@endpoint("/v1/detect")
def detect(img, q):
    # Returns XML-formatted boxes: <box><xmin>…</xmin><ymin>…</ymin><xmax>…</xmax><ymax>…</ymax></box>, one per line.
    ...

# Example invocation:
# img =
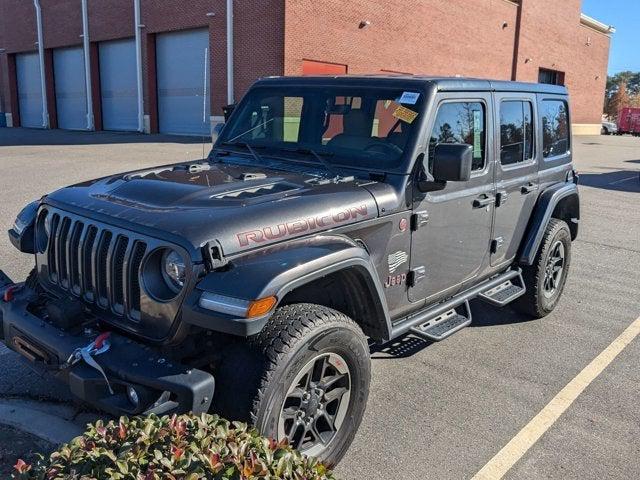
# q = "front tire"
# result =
<box><xmin>212</xmin><ymin>303</ymin><xmax>371</xmax><ymax>466</ymax></box>
<box><xmin>514</xmin><ymin>219</ymin><xmax>572</xmax><ymax>318</ymax></box>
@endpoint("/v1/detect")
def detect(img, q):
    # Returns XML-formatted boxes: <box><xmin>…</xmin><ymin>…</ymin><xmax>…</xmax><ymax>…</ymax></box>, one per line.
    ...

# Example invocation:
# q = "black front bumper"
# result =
<box><xmin>0</xmin><ymin>280</ymin><xmax>214</xmax><ymax>417</ymax></box>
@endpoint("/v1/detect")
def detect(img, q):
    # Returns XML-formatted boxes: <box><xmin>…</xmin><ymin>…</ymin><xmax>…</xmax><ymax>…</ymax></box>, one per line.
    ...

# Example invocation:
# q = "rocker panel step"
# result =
<box><xmin>410</xmin><ymin>301</ymin><xmax>472</xmax><ymax>342</ymax></box>
<box><xmin>478</xmin><ymin>274</ymin><xmax>526</xmax><ymax>307</ymax></box>
<box><xmin>390</xmin><ymin>268</ymin><xmax>522</xmax><ymax>340</ymax></box>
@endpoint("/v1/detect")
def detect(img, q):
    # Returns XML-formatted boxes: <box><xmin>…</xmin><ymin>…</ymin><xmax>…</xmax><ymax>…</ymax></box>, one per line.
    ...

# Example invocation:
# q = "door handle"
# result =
<box><xmin>521</xmin><ymin>182</ymin><xmax>537</xmax><ymax>194</ymax></box>
<box><xmin>473</xmin><ymin>194</ymin><xmax>495</xmax><ymax>209</ymax></box>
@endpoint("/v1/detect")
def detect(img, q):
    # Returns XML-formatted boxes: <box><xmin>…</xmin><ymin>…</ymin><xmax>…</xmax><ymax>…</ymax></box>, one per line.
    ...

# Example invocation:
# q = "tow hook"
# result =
<box><xmin>64</xmin><ymin>331</ymin><xmax>114</xmax><ymax>394</ymax></box>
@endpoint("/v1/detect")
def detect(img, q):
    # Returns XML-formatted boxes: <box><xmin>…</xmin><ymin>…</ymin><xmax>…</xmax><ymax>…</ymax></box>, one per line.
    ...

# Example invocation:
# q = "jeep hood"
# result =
<box><xmin>44</xmin><ymin>159</ymin><xmax>382</xmax><ymax>258</ymax></box>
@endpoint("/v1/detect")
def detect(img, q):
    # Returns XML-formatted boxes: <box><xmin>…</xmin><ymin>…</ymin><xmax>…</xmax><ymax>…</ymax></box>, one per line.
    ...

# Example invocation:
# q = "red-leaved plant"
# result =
<box><xmin>13</xmin><ymin>413</ymin><xmax>335</xmax><ymax>480</ymax></box>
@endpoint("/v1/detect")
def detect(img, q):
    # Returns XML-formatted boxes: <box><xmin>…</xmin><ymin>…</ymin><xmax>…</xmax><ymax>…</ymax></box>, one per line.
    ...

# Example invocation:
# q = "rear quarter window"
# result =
<box><xmin>500</xmin><ymin>100</ymin><xmax>534</xmax><ymax>165</ymax></box>
<box><xmin>541</xmin><ymin>100</ymin><xmax>570</xmax><ymax>158</ymax></box>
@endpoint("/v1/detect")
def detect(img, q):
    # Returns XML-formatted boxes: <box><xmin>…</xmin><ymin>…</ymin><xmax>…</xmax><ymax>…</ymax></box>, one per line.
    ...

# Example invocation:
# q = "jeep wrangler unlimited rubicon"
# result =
<box><xmin>0</xmin><ymin>76</ymin><xmax>578</xmax><ymax>465</ymax></box>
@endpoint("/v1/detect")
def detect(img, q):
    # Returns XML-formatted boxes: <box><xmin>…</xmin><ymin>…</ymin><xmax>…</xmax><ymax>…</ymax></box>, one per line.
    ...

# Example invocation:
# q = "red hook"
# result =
<box><xmin>93</xmin><ymin>331</ymin><xmax>111</xmax><ymax>349</ymax></box>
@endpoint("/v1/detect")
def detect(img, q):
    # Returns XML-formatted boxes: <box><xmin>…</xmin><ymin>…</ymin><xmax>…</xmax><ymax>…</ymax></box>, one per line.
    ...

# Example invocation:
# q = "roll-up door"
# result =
<box><xmin>99</xmin><ymin>38</ymin><xmax>137</xmax><ymax>131</ymax></box>
<box><xmin>53</xmin><ymin>46</ymin><xmax>87</xmax><ymax>130</ymax></box>
<box><xmin>16</xmin><ymin>52</ymin><xmax>43</xmax><ymax>128</ymax></box>
<box><xmin>156</xmin><ymin>28</ymin><xmax>210</xmax><ymax>135</ymax></box>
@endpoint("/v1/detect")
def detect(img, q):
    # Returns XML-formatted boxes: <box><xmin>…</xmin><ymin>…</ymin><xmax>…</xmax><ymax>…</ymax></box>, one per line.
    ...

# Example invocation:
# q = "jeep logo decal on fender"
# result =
<box><xmin>237</xmin><ymin>205</ymin><xmax>369</xmax><ymax>247</ymax></box>
<box><xmin>385</xmin><ymin>273</ymin><xmax>407</xmax><ymax>288</ymax></box>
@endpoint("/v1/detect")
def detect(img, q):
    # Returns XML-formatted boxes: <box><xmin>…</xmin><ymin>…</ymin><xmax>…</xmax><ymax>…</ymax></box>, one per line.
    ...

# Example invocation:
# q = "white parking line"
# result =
<box><xmin>472</xmin><ymin>315</ymin><xmax>640</xmax><ymax>480</ymax></box>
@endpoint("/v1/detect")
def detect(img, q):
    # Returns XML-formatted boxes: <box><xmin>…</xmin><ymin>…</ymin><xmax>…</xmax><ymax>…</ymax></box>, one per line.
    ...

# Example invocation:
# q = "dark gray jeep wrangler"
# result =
<box><xmin>0</xmin><ymin>75</ymin><xmax>579</xmax><ymax>464</ymax></box>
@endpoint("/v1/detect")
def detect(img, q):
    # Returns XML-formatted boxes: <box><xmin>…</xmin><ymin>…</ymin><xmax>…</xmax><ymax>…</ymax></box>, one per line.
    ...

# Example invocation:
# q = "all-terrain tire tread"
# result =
<box><xmin>246</xmin><ymin>303</ymin><xmax>365</xmax><ymax>425</ymax></box>
<box><xmin>515</xmin><ymin>218</ymin><xmax>571</xmax><ymax>318</ymax></box>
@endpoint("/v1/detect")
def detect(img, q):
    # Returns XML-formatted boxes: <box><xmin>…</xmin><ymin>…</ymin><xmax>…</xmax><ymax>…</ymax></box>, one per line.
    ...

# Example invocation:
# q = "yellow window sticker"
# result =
<box><xmin>392</xmin><ymin>105</ymin><xmax>419</xmax><ymax>124</ymax></box>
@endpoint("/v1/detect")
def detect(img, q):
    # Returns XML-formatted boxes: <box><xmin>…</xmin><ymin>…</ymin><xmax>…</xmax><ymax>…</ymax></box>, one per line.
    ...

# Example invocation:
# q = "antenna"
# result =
<box><xmin>202</xmin><ymin>46</ymin><xmax>209</xmax><ymax>159</ymax></box>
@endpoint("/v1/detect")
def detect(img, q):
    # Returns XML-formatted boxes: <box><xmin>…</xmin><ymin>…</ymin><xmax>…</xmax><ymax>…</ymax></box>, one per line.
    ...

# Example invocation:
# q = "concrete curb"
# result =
<box><xmin>0</xmin><ymin>401</ymin><xmax>84</xmax><ymax>445</ymax></box>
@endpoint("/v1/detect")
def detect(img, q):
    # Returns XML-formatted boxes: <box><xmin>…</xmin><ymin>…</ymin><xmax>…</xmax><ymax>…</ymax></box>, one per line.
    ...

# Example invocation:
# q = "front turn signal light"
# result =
<box><xmin>246</xmin><ymin>296</ymin><xmax>277</xmax><ymax>318</ymax></box>
<box><xmin>199</xmin><ymin>292</ymin><xmax>278</xmax><ymax>318</ymax></box>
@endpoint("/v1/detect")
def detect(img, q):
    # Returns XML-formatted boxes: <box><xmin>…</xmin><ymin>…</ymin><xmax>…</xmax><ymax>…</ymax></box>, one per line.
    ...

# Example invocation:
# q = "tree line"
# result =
<box><xmin>604</xmin><ymin>71</ymin><xmax>640</xmax><ymax>119</ymax></box>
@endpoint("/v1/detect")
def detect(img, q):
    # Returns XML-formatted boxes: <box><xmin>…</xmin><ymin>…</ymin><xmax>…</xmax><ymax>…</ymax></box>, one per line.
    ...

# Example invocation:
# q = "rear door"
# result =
<box><xmin>409</xmin><ymin>92</ymin><xmax>495</xmax><ymax>303</ymax></box>
<box><xmin>491</xmin><ymin>92</ymin><xmax>539</xmax><ymax>267</ymax></box>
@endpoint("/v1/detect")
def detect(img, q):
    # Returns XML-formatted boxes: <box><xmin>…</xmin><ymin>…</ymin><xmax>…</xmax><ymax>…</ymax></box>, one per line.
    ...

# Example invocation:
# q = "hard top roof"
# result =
<box><xmin>256</xmin><ymin>74</ymin><xmax>568</xmax><ymax>95</ymax></box>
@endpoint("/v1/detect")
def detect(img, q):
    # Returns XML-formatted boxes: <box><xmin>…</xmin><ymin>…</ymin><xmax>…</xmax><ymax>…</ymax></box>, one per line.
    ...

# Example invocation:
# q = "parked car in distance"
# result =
<box><xmin>617</xmin><ymin>107</ymin><xmax>640</xmax><ymax>136</ymax></box>
<box><xmin>601</xmin><ymin>120</ymin><xmax>618</xmax><ymax>135</ymax></box>
<box><xmin>0</xmin><ymin>75</ymin><xmax>579</xmax><ymax>466</ymax></box>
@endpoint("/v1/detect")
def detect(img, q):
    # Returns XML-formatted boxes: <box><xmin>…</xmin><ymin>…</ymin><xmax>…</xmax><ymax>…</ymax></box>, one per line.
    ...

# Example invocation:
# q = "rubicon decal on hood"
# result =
<box><xmin>237</xmin><ymin>205</ymin><xmax>369</xmax><ymax>247</ymax></box>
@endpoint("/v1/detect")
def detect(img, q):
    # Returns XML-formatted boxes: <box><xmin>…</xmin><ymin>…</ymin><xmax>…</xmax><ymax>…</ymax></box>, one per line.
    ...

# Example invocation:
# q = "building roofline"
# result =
<box><xmin>580</xmin><ymin>13</ymin><xmax>616</xmax><ymax>35</ymax></box>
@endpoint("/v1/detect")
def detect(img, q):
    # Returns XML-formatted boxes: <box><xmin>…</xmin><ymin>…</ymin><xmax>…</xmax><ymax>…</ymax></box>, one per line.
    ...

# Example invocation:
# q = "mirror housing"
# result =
<box><xmin>222</xmin><ymin>104</ymin><xmax>236</xmax><ymax>121</ymax></box>
<box><xmin>432</xmin><ymin>143</ymin><xmax>473</xmax><ymax>182</ymax></box>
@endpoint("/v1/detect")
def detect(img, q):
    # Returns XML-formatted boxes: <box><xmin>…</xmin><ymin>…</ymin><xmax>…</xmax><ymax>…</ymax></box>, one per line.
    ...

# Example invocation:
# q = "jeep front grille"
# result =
<box><xmin>45</xmin><ymin>211</ymin><xmax>147</xmax><ymax>321</ymax></box>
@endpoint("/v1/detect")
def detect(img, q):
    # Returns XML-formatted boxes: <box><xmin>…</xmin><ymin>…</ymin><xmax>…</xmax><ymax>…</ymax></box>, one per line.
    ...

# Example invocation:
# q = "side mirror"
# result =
<box><xmin>432</xmin><ymin>143</ymin><xmax>473</xmax><ymax>182</ymax></box>
<box><xmin>211</xmin><ymin>122</ymin><xmax>225</xmax><ymax>144</ymax></box>
<box><xmin>222</xmin><ymin>104</ymin><xmax>236</xmax><ymax>122</ymax></box>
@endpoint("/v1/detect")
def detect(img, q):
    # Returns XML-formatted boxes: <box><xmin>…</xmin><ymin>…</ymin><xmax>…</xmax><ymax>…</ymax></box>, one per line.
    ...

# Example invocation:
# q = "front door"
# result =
<box><xmin>409</xmin><ymin>93</ymin><xmax>495</xmax><ymax>303</ymax></box>
<box><xmin>491</xmin><ymin>92</ymin><xmax>539</xmax><ymax>267</ymax></box>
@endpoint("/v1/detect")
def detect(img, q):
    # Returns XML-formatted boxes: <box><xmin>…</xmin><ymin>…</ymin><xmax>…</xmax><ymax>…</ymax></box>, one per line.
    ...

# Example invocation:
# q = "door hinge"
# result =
<box><xmin>411</xmin><ymin>211</ymin><xmax>429</xmax><ymax>231</ymax></box>
<box><xmin>490</xmin><ymin>237</ymin><xmax>504</xmax><ymax>254</ymax></box>
<box><xmin>496</xmin><ymin>190</ymin><xmax>508</xmax><ymax>207</ymax></box>
<box><xmin>408</xmin><ymin>266</ymin><xmax>426</xmax><ymax>287</ymax></box>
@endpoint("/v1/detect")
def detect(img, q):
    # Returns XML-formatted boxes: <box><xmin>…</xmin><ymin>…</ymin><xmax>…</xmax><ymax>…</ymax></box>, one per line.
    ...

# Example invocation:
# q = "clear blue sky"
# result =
<box><xmin>582</xmin><ymin>0</ymin><xmax>640</xmax><ymax>75</ymax></box>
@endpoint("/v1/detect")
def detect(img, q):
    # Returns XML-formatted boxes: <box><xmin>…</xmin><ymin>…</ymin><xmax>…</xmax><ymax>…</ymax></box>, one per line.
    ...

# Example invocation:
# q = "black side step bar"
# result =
<box><xmin>391</xmin><ymin>268</ymin><xmax>522</xmax><ymax>339</ymax></box>
<box><xmin>478</xmin><ymin>271</ymin><xmax>526</xmax><ymax>307</ymax></box>
<box><xmin>410</xmin><ymin>301</ymin><xmax>472</xmax><ymax>342</ymax></box>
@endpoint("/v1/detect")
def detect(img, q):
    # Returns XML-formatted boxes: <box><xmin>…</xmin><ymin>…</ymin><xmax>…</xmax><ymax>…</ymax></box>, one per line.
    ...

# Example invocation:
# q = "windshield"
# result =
<box><xmin>216</xmin><ymin>85</ymin><xmax>425</xmax><ymax>171</ymax></box>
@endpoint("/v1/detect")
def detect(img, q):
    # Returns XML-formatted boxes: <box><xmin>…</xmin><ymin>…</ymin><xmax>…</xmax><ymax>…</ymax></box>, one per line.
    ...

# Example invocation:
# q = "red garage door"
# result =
<box><xmin>302</xmin><ymin>60</ymin><xmax>347</xmax><ymax>75</ymax></box>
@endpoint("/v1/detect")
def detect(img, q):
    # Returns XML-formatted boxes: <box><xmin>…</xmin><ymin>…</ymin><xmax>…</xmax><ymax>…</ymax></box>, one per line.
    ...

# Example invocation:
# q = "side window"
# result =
<box><xmin>429</xmin><ymin>102</ymin><xmax>486</xmax><ymax>172</ymax></box>
<box><xmin>541</xmin><ymin>100</ymin><xmax>569</xmax><ymax>158</ymax></box>
<box><xmin>500</xmin><ymin>101</ymin><xmax>534</xmax><ymax>165</ymax></box>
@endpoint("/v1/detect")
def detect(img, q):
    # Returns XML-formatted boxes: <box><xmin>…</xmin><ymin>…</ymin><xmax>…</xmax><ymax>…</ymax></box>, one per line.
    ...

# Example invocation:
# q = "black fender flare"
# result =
<box><xmin>186</xmin><ymin>235</ymin><xmax>392</xmax><ymax>339</ymax></box>
<box><xmin>518</xmin><ymin>182</ymin><xmax>579</xmax><ymax>265</ymax></box>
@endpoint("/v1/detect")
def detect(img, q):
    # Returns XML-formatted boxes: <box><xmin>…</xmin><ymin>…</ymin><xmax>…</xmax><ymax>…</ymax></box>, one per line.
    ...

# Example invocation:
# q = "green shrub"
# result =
<box><xmin>13</xmin><ymin>413</ymin><xmax>335</xmax><ymax>480</ymax></box>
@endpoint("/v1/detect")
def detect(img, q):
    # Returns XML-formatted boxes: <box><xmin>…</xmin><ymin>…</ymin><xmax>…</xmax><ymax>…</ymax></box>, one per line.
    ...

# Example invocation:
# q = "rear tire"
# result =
<box><xmin>211</xmin><ymin>303</ymin><xmax>371</xmax><ymax>467</ymax></box>
<box><xmin>513</xmin><ymin>219</ymin><xmax>572</xmax><ymax>318</ymax></box>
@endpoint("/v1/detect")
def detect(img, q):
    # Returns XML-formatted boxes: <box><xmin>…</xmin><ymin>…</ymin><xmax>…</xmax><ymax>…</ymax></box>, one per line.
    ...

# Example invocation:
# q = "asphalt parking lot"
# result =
<box><xmin>0</xmin><ymin>128</ymin><xmax>639</xmax><ymax>479</ymax></box>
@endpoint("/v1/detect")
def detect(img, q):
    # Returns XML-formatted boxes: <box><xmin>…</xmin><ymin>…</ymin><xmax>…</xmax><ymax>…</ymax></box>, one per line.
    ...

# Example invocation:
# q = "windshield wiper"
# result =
<box><xmin>219</xmin><ymin>141</ymin><xmax>264</xmax><ymax>164</ymax></box>
<box><xmin>278</xmin><ymin>147</ymin><xmax>342</xmax><ymax>178</ymax></box>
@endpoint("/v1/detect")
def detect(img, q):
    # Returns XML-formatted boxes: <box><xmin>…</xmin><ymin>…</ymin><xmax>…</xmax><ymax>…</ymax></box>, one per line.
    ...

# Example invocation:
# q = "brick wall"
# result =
<box><xmin>515</xmin><ymin>0</ymin><xmax>610</xmax><ymax>127</ymax></box>
<box><xmin>0</xmin><ymin>0</ymin><xmax>283</xmax><ymax>128</ymax></box>
<box><xmin>0</xmin><ymin>0</ymin><xmax>609</xmax><ymax>132</ymax></box>
<box><xmin>0</xmin><ymin>0</ymin><xmax>6</xmax><ymax>114</ymax></box>
<box><xmin>0</xmin><ymin>0</ymin><xmax>38</xmax><ymax>123</ymax></box>
<box><xmin>284</xmin><ymin>0</ymin><xmax>519</xmax><ymax>79</ymax></box>
<box><xmin>283</xmin><ymin>0</ymin><xmax>610</xmax><ymax>128</ymax></box>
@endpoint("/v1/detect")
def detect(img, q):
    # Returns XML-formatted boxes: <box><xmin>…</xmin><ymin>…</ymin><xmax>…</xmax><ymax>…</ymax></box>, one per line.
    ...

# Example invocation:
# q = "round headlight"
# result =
<box><xmin>162</xmin><ymin>250</ymin><xmax>186</xmax><ymax>292</ymax></box>
<box><xmin>35</xmin><ymin>209</ymin><xmax>49</xmax><ymax>253</ymax></box>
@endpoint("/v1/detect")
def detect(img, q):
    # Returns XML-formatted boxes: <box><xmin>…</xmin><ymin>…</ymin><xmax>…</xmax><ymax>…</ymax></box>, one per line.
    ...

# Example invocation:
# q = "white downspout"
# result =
<box><xmin>80</xmin><ymin>0</ymin><xmax>94</xmax><ymax>130</ymax></box>
<box><xmin>134</xmin><ymin>0</ymin><xmax>144</xmax><ymax>132</ymax></box>
<box><xmin>33</xmin><ymin>0</ymin><xmax>49</xmax><ymax>128</ymax></box>
<box><xmin>226</xmin><ymin>0</ymin><xmax>234</xmax><ymax>105</ymax></box>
